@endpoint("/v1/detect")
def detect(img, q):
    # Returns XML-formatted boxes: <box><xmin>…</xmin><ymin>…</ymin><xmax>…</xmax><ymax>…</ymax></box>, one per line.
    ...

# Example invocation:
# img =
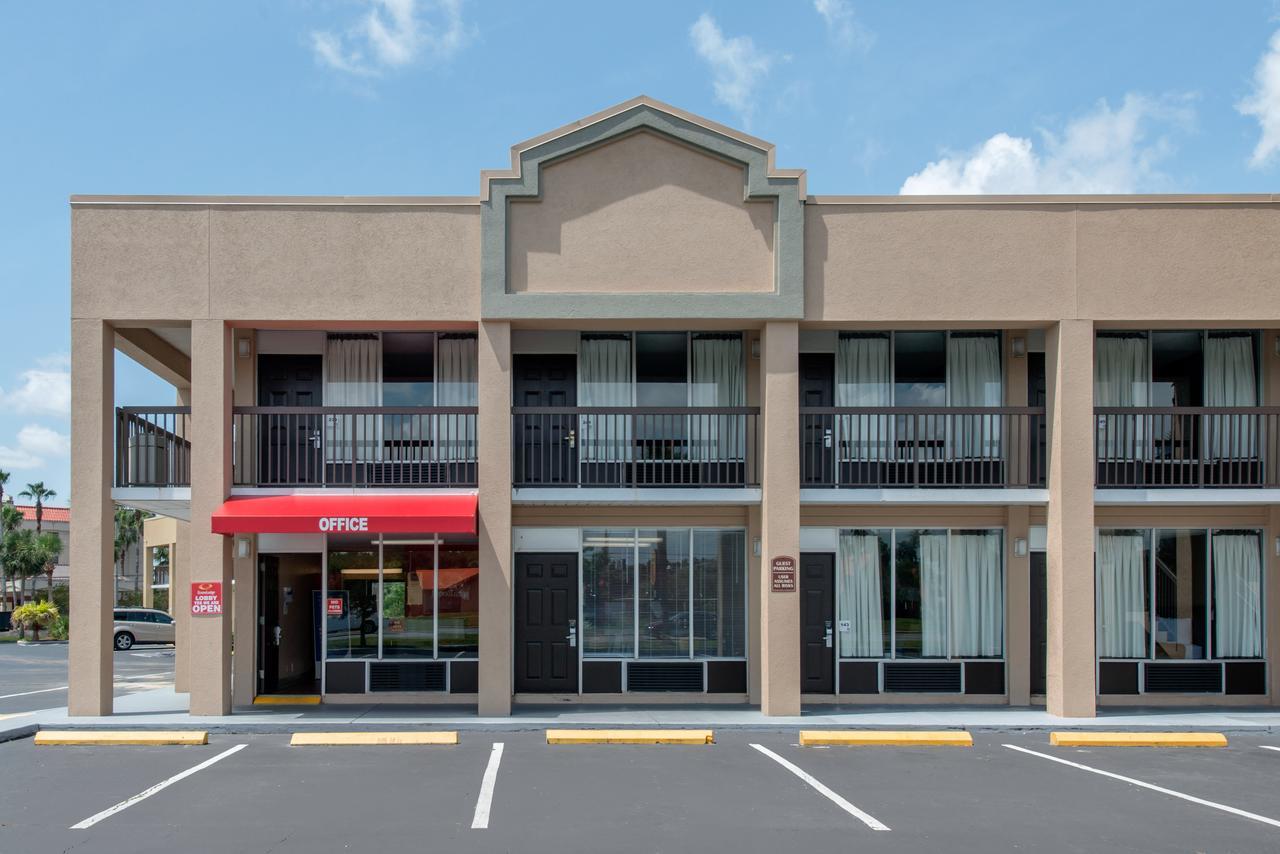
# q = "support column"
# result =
<box><xmin>759</xmin><ymin>321</ymin><xmax>801</xmax><ymax>716</ymax></box>
<box><xmin>1005</xmin><ymin>505</ymin><xmax>1031</xmax><ymax>706</ymax></box>
<box><xmin>142</xmin><ymin>546</ymin><xmax>155</xmax><ymax>609</ymax></box>
<box><xmin>477</xmin><ymin>321</ymin><xmax>512</xmax><ymax>716</ymax></box>
<box><xmin>1045</xmin><ymin>320</ymin><xmax>1096</xmax><ymax>717</ymax></box>
<box><xmin>68</xmin><ymin>318</ymin><xmax>114</xmax><ymax>716</ymax></box>
<box><xmin>173</xmin><ymin>522</ymin><xmax>190</xmax><ymax>693</ymax></box>
<box><xmin>1268</xmin><ymin>505</ymin><xmax>1280</xmax><ymax>707</ymax></box>
<box><xmin>188</xmin><ymin>319</ymin><xmax>234</xmax><ymax>716</ymax></box>
<box><xmin>232</xmin><ymin>534</ymin><xmax>257</xmax><ymax>707</ymax></box>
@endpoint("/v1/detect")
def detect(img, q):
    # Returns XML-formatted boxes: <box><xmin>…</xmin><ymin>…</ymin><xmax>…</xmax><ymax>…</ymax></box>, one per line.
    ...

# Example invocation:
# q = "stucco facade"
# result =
<box><xmin>70</xmin><ymin>97</ymin><xmax>1280</xmax><ymax>717</ymax></box>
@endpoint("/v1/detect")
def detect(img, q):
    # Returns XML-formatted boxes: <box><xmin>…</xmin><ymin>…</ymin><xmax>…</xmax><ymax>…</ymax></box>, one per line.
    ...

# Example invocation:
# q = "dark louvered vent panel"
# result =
<box><xmin>369</xmin><ymin>662</ymin><xmax>446</xmax><ymax>692</ymax></box>
<box><xmin>1143</xmin><ymin>662</ymin><xmax>1222</xmax><ymax>693</ymax></box>
<box><xmin>883</xmin><ymin>662</ymin><xmax>962</xmax><ymax>693</ymax></box>
<box><xmin>626</xmin><ymin>662</ymin><xmax>704</xmax><ymax>692</ymax></box>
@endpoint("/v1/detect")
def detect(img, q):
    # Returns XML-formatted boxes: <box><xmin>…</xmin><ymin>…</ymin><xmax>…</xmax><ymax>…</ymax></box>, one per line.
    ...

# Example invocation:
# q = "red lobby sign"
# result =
<box><xmin>191</xmin><ymin>582</ymin><xmax>223</xmax><ymax>616</ymax></box>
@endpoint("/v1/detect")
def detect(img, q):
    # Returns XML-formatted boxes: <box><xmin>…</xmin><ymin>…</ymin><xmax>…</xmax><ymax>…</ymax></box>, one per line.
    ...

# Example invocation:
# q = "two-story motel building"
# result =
<box><xmin>69</xmin><ymin>97</ymin><xmax>1280</xmax><ymax>717</ymax></box>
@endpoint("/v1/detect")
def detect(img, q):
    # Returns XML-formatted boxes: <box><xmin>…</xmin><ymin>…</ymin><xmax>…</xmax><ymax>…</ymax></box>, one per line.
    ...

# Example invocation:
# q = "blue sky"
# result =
<box><xmin>1</xmin><ymin>0</ymin><xmax>1279</xmax><ymax>502</ymax></box>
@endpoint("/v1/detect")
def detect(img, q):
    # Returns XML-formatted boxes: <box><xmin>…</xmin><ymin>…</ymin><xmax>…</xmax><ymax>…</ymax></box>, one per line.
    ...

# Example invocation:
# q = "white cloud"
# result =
<box><xmin>0</xmin><ymin>425</ymin><xmax>69</xmax><ymax>471</ymax></box>
<box><xmin>312</xmin><ymin>0</ymin><xmax>472</xmax><ymax>76</ymax></box>
<box><xmin>814</xmin><ymin>0</ymin><xmax>872</xmax><ymax>52</ymax></box>
<box><xmin>1238</xmin><ymin>30</ymin><xmax>1280</xmax><ymax>169</ymax></box>
<box><xmin>689</xmin><ymin>13</ymin><xmax>776</xmax><ymax>122</ymax></box>
<box><xmin>900</xmin><ymin>94</ymin><xmax>1194</xmax><ymax>194</ymax></box>
<box><xmin>0</xmin><ymin>354</ymin><xmax>71</xmax><ymax>416</ymax></box>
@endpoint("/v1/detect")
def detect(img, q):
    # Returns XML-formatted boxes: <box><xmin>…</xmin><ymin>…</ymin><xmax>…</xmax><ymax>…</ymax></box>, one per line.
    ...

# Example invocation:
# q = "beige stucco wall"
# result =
<box><xmin>508</xmin><ymin>131</ymin><xmax>775</xmax><ymax>295</ymax></box>
<box><xmin>72</xmin><ymin>204</ymin><xmax>479</xmax><ymax>323</ymax></box>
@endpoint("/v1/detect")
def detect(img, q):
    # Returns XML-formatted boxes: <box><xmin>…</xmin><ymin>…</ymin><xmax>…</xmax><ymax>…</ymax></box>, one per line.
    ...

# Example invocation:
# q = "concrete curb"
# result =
<box><xmin>1050</xmin><ymin>731</ymin><xmax>1229</xmax><ymax>748</ymax></box>
<box><xmin>290</xmin><ymin>731</ymin><xmax>459</xmax><ymax>745</ymax></box>
<box><xmin>800</xmin><ymin>730</ymin><xmax>973</xmax><ymax>746</ymax></box>
<box><xmin>546</xmin><ymin>729</ymin><xmax>715</xmax><ymax>744</ymax></box>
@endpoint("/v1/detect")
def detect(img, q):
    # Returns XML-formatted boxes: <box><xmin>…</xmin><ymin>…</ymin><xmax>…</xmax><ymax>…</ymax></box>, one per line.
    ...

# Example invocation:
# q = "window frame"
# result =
<box><xmin>1093</xmin><ymin>329</ymin><xmax>1262</xmax><ymax>407</ymax></box>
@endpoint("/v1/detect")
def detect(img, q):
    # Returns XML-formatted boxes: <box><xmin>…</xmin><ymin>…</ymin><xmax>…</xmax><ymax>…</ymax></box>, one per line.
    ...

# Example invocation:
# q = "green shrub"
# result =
<box><xmin>116</xmin><ymin>589</ymin><xmax>143</xmax><ymax>607</ymax></box>
<box><xmin>152</xmin><ymin>588</ymin><xmax>169</xmax><ymax>613</ymax></box>
<box><xmin>48</xmin><ymin>614</ymin><xmax>69</xmax><ymax>641</ymax></box>
<box><xmin>12</xmin><ymin>601</ymin><xmax>59</xmax><ymax>642</ymax></box>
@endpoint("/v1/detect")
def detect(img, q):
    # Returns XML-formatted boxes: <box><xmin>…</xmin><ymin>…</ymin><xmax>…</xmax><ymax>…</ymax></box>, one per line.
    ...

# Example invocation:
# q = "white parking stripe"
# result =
<box><xmin>470</xmin><ymin>742</ymin><xmax>504</xmax><ymax>830</ymax></box>
<box><xmin>1260</xmin><ymin>746</ymin><xmax>1280</xmax><ymax>753</ymax></box>
<box><xmin>0</xmin><ymin>686</ymin><xmax>67</xmax><ymax>700</ymax></box>
<box><xmin>1004</xmin><ymin>744</ymin><xmax>1280</xmax><ymax>830</ymax></box>
<box><xmin>749</xmin><ymin>743</ymin><xmax>890</xmax><ymax>831</ymax></box>
<box><xmin>71</xmin><ymin>744</ymin><xmax>247</xmax><ymax>830</ymax></box>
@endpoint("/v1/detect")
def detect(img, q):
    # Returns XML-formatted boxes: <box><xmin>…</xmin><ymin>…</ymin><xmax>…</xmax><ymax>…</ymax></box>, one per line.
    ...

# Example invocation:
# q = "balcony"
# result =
<box><xmin>116</xmin><ymin>407</ymin><xmax>192</xmax><ymax>488</ymax></box>
<box><xmin>513</xmin><ymin>407</ymin><xmax>760</xmax><ymax>488</ymax></box>
<box><xmin>1095</xmin><ymin>407</ymin><xmax>1280</xmax><ymax>488</ymax></box>
<box><xmin>799</xmin><ymin>407</ymin><xmax>1046</xmax><ymax>488</ymax></box>
<box><xmin>232</xmin><ymin>406</ymin><xmax>477</xmax><ymax>488</ymax></box>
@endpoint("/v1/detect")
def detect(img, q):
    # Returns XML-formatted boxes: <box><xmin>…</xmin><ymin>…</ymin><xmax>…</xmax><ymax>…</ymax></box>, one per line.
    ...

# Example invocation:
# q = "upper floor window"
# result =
<box><xmin>1095</xmin><ymin>330</ymin><xmax>1259</xmax><ymax>409</ymax></box>
<box><xmin>835</xmin><ymin>331</ymin><xmax>1002</xmax><ymax>409</ymax></box>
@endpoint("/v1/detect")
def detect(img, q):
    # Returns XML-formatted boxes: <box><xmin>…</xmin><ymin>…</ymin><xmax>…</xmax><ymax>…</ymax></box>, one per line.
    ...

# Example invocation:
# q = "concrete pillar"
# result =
<box><xmin>232</xmin><ymin>534</ymin><xmax>257</xmax><ymax>706</ymax></box>
<box><xmin>173</xmin><ymin>523</ymin><xmax>190</xmax><ymax>693</ymax></box>
<box><xmin>1045</xmin><ymin>320</ymin><xmax>1096</xmax><ymax>717</ymax></box>
<box><xmin>1005</xmin><ymin>504</ymin><xmax>1031</xmax><ymax>706</ymax></box>
<box><xmin>142</xmin><ymin>546</ymin><xmax>155</xmax><ymax>609</ymax></box>
<box><xmin>759</xmin><ymin>321</ymin><xmax>801</xmax><ymax>716</ymax></box>
<box><xmin>68</xmin><ymin>319</ymin><xmax>114</xmax><ymax>716</ymax></box>
<box><xmin>747</xmin><ymin>504</ymin><xmax>763</xmax><ymax>706</ymax></box>
<box><xmin>188</xmin><ymin>319</ymin><xmax>234</xmax><ymax>716</ymax></box>
<box><xmin>477</xmin><ymin>320</ymin><xmax>512</xmax><ymax>716</ymax></box>
<box><xmin>1268</xmin><ymin>505</ymin><xmax>1280</xmax><ymax>707</ymax></box>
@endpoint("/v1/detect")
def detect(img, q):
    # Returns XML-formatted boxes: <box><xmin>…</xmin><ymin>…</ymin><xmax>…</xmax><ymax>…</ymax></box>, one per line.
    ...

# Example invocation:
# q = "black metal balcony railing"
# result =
<box><xmin>232</xmin><ymin>406</ymin><xmax>478</xmax><ymax>487</ymax></box>
<box><xmin>513</xmin><ymin>407</ymin><xmax>760</xmax><ymax>488</ymax></box>
<box><xmin>115</xmin><ymin>407</ymin><xmax>192</xmax><ymax>487</ymax></box>
<box><xmin>799</xmin><ymin>407</ymin><xmax>1047</xmax><ymax>488</ymax></box>
<box><xmin>1095</xmin><ymin>407</ymin><xmax>1280</xmax><ymax>488</ymax></box>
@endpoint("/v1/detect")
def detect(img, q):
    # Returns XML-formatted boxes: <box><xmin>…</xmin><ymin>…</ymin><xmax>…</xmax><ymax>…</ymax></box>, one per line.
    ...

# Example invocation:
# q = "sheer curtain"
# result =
<box><xmin>436</xmin><ymin>334</ymin><xmax>478</xmax><ymax>462</ymax></box>
<box><xmin>1096</xmin><ymin>531</ymin><xmax>1147</xmax><ymax>658</ymax></box>
<box><xmin>950</xmin><ymin>531</ymin><xmax>1003</xmax><ymax>657</ymax></box>
<box><xmin>1212</xmin><ymin>532</ymin><xmax>1262</xmax><ymax>658</ymax></box>
<box><xmin>919</xmin><ymin>533</ymin><xmax>949</xmax><ymax>657</ymax></box>
<box><xmin>836</xmin><ymin>334</ymin><xmax>891</xmax><ymax>461</ymax></box>
<box><xmin>1204</xmin><ymin>334</ymin><xmax>1257</xmax><ymax>459</ymax></box>
<box><xmin>325</xmin><ymin>335</ymin><xmax>381</xmax><ymax>462</ymax></box>
<box><xmin>838</xmin><ymin>530</ymin><xmax>883</xmax><ymax>657</ymax></box>
<box><xmin>947</xmin><ymin>334</ymin><xmax>1003</xmax><ymax>459</ymax></box>
<box><xmin>1095</xmin><ymin>335</ymin><xmax>1149</xmax><ymax>460</ymax></box>
<box><xmin>580</xmin><ymin>336</ymin><xmax>632</xmax><ymax>463</ymax></box>
<box><xmin>690</xmin><ymin>334</ymin><xmax>744</xmax><ymax>462</ymax></box>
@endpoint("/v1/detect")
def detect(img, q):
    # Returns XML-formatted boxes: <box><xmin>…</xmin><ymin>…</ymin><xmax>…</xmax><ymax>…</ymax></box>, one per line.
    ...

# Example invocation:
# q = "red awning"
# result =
<box><xmin>211</xmin><ymin>493</ymin><xmax>477</xmax><ymax>536</ymax></box>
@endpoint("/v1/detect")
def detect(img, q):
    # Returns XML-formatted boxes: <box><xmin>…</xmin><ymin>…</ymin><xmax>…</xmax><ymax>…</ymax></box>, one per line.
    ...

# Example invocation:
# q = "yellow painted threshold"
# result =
<box><xmin>290</xmin><ymin>731</ymin><xmax>458</xmax><ymax>746</ymax></box>
<box><xmin>546</xmin><ymin>729</ymin><xmax>715</xmax><ymax>745</ymax></box>
<box><xmin>35</xmin><ymin>730</ymin><xmax>208</xmax><ymax>746</ymax></box>
<box><xmin>253</xmin><ymin>695</ymin><xmax>321</xmax><ymax>706</ymax></box>
<box><xmin>1050</xmin><ymin>731</ymin><xmax>1228</xmax><ymax>748</ymax></box>
<box><xmin>800</xmin><ymin>730</ymin><xmax>973</xmax><ymax>747</ymax></box>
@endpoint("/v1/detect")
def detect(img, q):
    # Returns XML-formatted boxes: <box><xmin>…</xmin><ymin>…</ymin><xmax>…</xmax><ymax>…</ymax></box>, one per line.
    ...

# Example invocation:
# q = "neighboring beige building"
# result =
<box><xmin>69</xmin><ymin>97</ymin><xmax>1280</xmax><ymax>717</ymax></box>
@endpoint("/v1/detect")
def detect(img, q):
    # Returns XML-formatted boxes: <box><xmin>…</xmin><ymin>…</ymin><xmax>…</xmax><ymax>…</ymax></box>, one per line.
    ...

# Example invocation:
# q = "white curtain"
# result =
<box><xmin>580</xmin><ymin>336</ymin><xmax>632</xmax><ymax>463</ymax></box>
<box><xmin>1095</xmin><ymin>336</ymin><xmax>1149</xmax><ymax>460</ymax></box>
<box><xmin>947</xmin><ymin>335</ymin><xmax>1003</xmax><ymax>459</ymax></box>
<box><xmin>838</xmin><ymin>531</ymin><xmax>883</xmax><ymax>657</ymax></box>
<box><xmin>436</xmin><ymin>335</ymin><xmax>478</xmax><ymax>462</ymax></box>
<box><xmin>919</xmin><ymin>533</ymin><xmax>949</xmax><ymax>657</ymax></box>
<box><xmin>1204</xmin><ymin>335</ymin><xmax>1258</xmax><ymax>459</ymax></box>
<box><xmin>325</xmin><ymin>336</ymin><xmax>381</xmax><ymax>462</ymax></box>
<box><xmin>1096</xmin><ymin>532</ymin><xmax>1147</xmax><ymax>658</ymax></box>
<box><xmin>949</xmin><ymin>531</ymin><xmax>1003</xmax><ymax>657</ymax></box>
<box><xmin>690</xmin><ymin>335</ymin><xmax>745</xmax><ymax>462</ymax></box>
<box><xmin>1212</xmin><ymin>532</ymin><xmax>1262</xmax><ymax>658</ymax></box>
<box><xmin>836</xmin><ymin>335</ymin><xmax>891</xmax><ymax>461</ymax></box>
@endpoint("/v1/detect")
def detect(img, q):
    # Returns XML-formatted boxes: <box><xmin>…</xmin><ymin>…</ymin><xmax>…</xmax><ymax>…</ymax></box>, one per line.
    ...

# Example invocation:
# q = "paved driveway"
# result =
<box><xmin>0</xmin><ymin>642</ymin><xmax>174</xmax><ymax>715</ymax></box>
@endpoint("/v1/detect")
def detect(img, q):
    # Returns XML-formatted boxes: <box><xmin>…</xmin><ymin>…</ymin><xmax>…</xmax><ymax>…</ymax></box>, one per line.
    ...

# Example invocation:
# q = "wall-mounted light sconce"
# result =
<box><xmin>1014</xmin><ymin>537</ymin><xmax>1028</xmax><ymax>558</ymax></box>
<box><xmin>750</xmin><ymin>339</ymin><xmax>761</xmax><ymax>360</ymax></box>
<box><xmin>1273</xmin><ymin>335</ymin><xmax>1280</xmax><ymax>358</ymax></box>
<box><xmin>753</xmin><ymin>537</ymin><xmax>762</xmax><ymax>557</ymax></box>
<box><xmin>237</xmin><ymin>338</ymin><xmax>251</xmax><ymax>359</ymax></box>
<box><xmin>1274</xmin><ymin>535</ymin><xmax>1280</xmax><ymax>558</ymax></box>
<box><xmin>236</xmin><ymin>537</ymin><xmax>251</xmax><ymax>560</ymax></box>
<box><xmin>1011</xmin><ymin>337</ymin><xmax>1027</xmax><ymax>359</ymax></box>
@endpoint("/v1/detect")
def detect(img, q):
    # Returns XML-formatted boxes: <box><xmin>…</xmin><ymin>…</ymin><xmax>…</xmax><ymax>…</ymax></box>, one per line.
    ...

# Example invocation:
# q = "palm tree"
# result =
<box><xmin>0</xmin><ymin>469</ymin><xmax>10</xmax><ymax>507</ymax></box>
<box><xmin>113</xmin><ymin>508</ymin><xmax>146</xmax><ymax>605</ymax></box>
<box><xmin>0</xmin><ymin>502</ymin><xmax>20</xmax><ymax>609</ymax></box>
<box><xmin>5</xmin><ymin>529</ymin><xmax>62</xmax><ymax>605</ymax></box>
<box><xmin>18</xmin><ymin>482</ymin><xmax>54</xmax><ymax>535</ymax></box>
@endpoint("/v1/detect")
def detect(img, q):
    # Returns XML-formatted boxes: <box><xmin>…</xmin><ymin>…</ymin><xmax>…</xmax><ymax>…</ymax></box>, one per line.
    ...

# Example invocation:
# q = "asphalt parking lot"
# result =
<box><xmin>0</xmin><ymin>642</ymin><xmax>175</xmax><ymax>715</ymax></box>
<box><xmin>3</xmin><ymin>729</ymin><xmax>1279</xmax><ymax>853</ymax></box>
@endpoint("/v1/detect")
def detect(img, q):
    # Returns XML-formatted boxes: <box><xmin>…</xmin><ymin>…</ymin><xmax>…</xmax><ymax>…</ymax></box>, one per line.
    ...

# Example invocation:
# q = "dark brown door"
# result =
<box><xmin>513</xmin><ymin>355</ymin><xmax>578</xmax><ymax>486</ymax></box>
<box><xmin>800</xmin><ymin>353</ymin><xmax>835</xmax><ymax>485</ymax></box>
<box><xmin>1030</xmin><ymin>551</ymin><xmax>1047</xmax><ymax>697</ymax></box>
<box><xmin>514</xmin><ymin>552</ymin><xmax>579</xmax><ymax>693</ymax></box>
<box><xmin>257</xmin><ymin>354</ymin><xmax>324</xmax><ymax>485</ymax></box>
<box><xmin>258</xmin><ymin>556</ymin><xmax>280</xmax><ymax>695</ymax></box>
<box><xmin>800</xmin><ymin>553</ymin><xmax>835</xmax><ymax>694</ymax></box>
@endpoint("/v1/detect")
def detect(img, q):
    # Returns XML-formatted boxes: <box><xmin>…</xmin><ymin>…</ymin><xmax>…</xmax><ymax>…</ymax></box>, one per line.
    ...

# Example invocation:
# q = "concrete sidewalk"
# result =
<box><xmin>6</xmin><ymin>687</ymin><xmax>1280</xmax><ymax>738</ymax></box>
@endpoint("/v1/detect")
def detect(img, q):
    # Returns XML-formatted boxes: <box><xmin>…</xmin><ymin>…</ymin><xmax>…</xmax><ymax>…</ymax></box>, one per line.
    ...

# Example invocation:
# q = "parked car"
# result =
<box><xmin>113</xmin><ymin>608</ymin><xmax>175</xmax><ymax>650</ymax></box>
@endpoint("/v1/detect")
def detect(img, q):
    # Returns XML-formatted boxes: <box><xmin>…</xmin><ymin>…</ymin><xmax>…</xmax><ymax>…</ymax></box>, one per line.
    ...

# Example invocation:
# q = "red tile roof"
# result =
<box><xmin>13</xmin><ymin>505</ymin><xmax>70</xmax><ymax>524</ymax></box>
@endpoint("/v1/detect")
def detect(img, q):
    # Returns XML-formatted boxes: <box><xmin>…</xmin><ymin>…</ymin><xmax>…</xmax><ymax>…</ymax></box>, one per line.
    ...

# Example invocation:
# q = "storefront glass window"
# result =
<box><xmin>583</xmin><ymin>528</ymin><xmax>635</xmax><ymax>657</ymax></box>
<box><xmin>438</xmin><ymin>534</ymin><xmax>479</xmax><ymax>657</ymax></box>
<box><xmin>380</xmin><ymin>542</ymin><xmax>435</xmax><ymax>658</ymax></box>
<box><xmin>1153</xmin><ymin>529</ymin><xmax>1207</xmax><ymax>660</ymax></box>
<box><xmin>326</xmin><ymin>538</ymin><xmax>379</xmax><ymax>659</ymax></box>
<box><xmin>693</xmin><ymin>530</ymin><xmax>747</xmax><ymax>657</ymax></box>
<box><xmin>638</xmin><ymin>529</ymin><xmax>691</xmax><ymax>658</ymax></box>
